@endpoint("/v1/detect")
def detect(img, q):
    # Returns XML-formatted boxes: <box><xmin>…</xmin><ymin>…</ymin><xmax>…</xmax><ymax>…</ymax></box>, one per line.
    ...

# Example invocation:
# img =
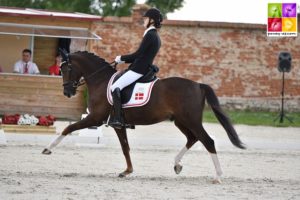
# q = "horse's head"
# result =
<box><xmin>59</xmin><ymin>49</ymin><xmax>83</xmax><ymax>98</ymax></box>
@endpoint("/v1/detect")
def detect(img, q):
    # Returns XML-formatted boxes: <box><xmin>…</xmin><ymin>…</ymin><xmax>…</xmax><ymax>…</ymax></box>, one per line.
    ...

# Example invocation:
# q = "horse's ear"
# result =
<box><xmin>59</xmin><ymin>48</ymin><xmax>69</xmax><ymax>62</ymax></box>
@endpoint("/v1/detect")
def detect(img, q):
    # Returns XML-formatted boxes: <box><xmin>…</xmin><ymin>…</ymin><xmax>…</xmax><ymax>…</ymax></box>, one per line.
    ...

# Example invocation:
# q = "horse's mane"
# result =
<box><xmin>72</xmin><ymin>51</ymin><xmax>110</xmax><ymax>66</ymax></box>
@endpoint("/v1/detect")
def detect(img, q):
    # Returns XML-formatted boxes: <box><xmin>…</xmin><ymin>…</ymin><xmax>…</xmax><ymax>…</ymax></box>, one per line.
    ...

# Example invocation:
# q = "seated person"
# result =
<box><xmin>48</xmin><ymin>54</ymin><xmax>61</xmax><ymax>76</ymax></box>
<box><xmin>13</xmin><ymin>49</ymin><xmax>40</xmax><ymax>74</ymax></box>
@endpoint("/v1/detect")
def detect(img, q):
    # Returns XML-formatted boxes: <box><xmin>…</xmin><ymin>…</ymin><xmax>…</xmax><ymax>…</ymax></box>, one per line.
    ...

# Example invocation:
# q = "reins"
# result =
<box><xmin>65</xmin><ymin>61</ymin><xmax>117</xmax><ymax>89</ymax></box>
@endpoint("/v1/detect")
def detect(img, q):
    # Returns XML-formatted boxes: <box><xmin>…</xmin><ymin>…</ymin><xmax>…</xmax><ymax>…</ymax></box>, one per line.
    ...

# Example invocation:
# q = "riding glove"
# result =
<box><xmin>114</xmin><ymin>55</ymin><xmax>125</xmax><ymax>64</ymax></box>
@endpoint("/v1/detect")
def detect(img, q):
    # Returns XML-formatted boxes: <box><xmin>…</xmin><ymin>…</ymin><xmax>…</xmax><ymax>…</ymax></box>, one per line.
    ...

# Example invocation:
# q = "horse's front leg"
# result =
<box><xmin>114</xmin><ymin>128</ymin><xmax>133</xmax><ymax>177</ymax></box>
<box><xmin>42</xmin><ymin>115</ymin><xmax>100</xmax><ymax>155</ymax></box>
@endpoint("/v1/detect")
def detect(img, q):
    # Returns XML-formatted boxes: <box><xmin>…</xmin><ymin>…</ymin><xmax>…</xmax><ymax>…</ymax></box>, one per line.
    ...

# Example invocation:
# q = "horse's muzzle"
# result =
<box><xmin>64</xmin><ymin>90</ymin><xmax>72</xmax><ymax>98</ymax></box>
<box><xmin>63</xmin><ymin>85</ymin><xmax>76</xmax><ymax>98</ymax></box>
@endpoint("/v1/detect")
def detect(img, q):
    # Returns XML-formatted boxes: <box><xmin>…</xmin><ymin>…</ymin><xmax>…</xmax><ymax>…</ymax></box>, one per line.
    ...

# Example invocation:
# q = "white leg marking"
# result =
<box><xmin>175</xmin><ymin>146</ymin><xmax>188</xmax><ymax>165</ymax></box>
<box><xmin>210</xmin><ymin>153</ymin><xmax>223</xmax><ymax>183</ymax></box>
<box><xmin>47</xmin><ymin>135</ymin><xmax>66</xmax><ymax>150</ymax></box>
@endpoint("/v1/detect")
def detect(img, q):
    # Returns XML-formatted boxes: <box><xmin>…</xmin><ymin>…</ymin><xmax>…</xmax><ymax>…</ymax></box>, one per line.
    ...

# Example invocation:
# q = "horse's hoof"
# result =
<box><xmin>174</xmin><ymin>164</ymin><xmax>183</xmax><ymax>174</ymax></box>
<box><xmin>212</xmin><ymin>177</ymin><xmax>222</xmax><ymax>184</ymax></box>
<box><xmin>42</xmin><ymin>148</ymin><xmax>52</xmax><ymax>155</ymax></box>
<box><xmin>118</xmin><ymin>170</ymin><xmax>133</xmax><ymax>178</ymax></box>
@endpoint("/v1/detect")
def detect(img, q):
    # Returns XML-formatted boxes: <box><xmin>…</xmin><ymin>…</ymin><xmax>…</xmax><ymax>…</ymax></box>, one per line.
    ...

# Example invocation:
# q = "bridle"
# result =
<box><xmin>60</xmin><ymin>60</ymin><xmax>117</xmax><ymax>90</ymax></box>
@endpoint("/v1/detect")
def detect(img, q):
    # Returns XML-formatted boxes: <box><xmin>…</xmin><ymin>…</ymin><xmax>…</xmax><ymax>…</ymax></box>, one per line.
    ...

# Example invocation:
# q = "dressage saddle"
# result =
<box><xmin>112</xmin><ymin>65</ymin><xmax>159</xmax><ymax>104</ymax></box>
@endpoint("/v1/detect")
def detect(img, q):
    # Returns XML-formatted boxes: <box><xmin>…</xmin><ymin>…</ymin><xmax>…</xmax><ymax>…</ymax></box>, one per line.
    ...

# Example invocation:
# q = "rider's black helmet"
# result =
<box><xmin>143</xmin><ymin>8</ymin><xmax>163</xmax><ymax>28</ymax></box>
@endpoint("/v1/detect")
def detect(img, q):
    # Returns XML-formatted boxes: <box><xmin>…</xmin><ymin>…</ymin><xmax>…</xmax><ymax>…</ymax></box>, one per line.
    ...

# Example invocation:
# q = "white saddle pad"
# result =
<box><xmin>107</xmin><ymin>72</ymin><xmax>158</xmax><ymax>108</ymax></box>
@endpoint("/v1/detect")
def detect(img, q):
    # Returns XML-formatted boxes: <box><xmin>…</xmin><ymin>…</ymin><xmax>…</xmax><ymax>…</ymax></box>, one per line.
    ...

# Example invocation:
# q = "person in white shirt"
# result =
<box><xmin>13</xmin><ymin>49</ymin><xmax>40</xmax><ymax>74</ymax></box>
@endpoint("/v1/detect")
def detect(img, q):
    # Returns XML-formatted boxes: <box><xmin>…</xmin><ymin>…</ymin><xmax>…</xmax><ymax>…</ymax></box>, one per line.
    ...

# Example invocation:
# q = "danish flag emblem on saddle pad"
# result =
<box><xmin>107</xmin><ymin>72</ymin><xmax>158</xmax><ymax>108</ymax></box>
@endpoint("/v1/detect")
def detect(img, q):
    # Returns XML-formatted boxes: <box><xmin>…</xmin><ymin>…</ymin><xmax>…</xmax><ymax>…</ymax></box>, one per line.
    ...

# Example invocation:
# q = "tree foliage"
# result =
<box><xmin>0</xmin><ymin>0</ymin><xmax>184</xmax><ymax>17</ymax></box>
<box><xmin>145</xmin><ymin>0</ymin><xmax>184</xmax><ymax>17</ymax></box>
<box><xmin>94</xmin><ymin>0</ymin><xmax>136</xmax><ymax>17</ymax></box>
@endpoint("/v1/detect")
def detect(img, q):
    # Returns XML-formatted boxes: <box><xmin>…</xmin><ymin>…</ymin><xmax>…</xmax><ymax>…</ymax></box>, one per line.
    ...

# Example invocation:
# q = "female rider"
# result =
<box><xmin>109</xmin><ymin>8</ymin><xmax>163</xmax><ymax>129</ymax></box>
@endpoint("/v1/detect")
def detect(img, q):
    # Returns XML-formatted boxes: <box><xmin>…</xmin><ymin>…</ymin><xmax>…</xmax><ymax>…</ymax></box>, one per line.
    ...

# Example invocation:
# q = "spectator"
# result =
<box><xmin>48</xmin><ymin>54</ymin><xmax>61</xmax><ymax>76</ymax></box>
<box><xmin>0</xmin><ymin>64</ymin><xmax>3</xmax><ymax>73</ymax></box>
<box><xmin>13</xmin><ymin>49</ymin><xmax>40</xmax><ymax>74</ymax></box>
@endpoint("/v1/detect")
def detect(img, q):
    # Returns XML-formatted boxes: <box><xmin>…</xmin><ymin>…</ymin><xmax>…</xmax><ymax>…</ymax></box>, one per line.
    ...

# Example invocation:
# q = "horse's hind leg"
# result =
<box><xmin>192</xmin><ymin>124</ymin><xmax>223</xmax><ymax>184</ymax></box>
<box><xmin>174</xmin><ymin>120</ymin><xmax>198</xmax><ymax>174</ymax></box>
<box><xmin>114</xmin><ymin>128</ymin><xmax>133</xmax><ymax>177</ymax></box>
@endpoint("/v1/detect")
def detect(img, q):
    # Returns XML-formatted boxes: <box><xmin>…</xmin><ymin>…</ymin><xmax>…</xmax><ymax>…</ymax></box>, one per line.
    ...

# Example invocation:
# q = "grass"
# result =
<box><xmin>203</xmin><ymin>109</ymin><xmax>300</xmax><ymax>127</ymax></box>
<box><xmin>1</xmin><ymin>109</ymin><xmax>299</xmax><ymax>128</ymax></box>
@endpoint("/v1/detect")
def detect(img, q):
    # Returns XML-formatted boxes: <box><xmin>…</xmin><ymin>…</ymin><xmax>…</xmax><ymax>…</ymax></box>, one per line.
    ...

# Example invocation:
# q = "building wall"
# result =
<box><xmin>91</xmin><ymin>4</ymin><xmax>300</xmax><ymax>111</ymax></box>
<box><xmin>33</xmin><ymin>37</ymin><xmax>58</xmax><ymax>74</ymax></box>
<box><xmin>0</xmin><ymin>73</ymin><xmax>85</xmax><ymax>120</ymax></box>
<box><xmin>0</xmin><ymin>35</ymin><xmax>31</xmax><ymax>72</ymax></box>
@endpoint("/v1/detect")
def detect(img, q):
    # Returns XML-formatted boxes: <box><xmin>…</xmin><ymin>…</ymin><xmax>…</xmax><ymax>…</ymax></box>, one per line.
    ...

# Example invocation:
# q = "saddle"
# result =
<box><xmin>105</xmin><ymin>65</ymin><xmax>159</xmax><ymax>129</ymax></box>
<box><xmin>112</xmin><ymin>65</ymin><xmax>159</xmax><ymax>104</ymax></box>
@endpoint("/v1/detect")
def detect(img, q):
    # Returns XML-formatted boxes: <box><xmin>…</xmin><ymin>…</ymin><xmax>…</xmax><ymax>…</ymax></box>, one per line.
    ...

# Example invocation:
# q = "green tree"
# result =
<box><xmin>94</xmin><ymin>0</ymin><xmax>136</xmax><ymax>16</ymax></box>
<box><xmin>0</xmin><ymin>0</ymin><xmax>94</xmax><ymax>13</ymax></box>
<box><xmin>0</xmin><ymin>0</ymin><xmax>185</xmax><ymax>17</ymax></box>
<box><xmin>0</xmin><ymin>0</ymin><xmax>34</xmax><ymax>8</ymax></box>
<box><xmin>145</xmin><ymin>0</ymin><xmax>184</xmax><ymax>17</ymax></box>
<box><xmin>41</xmin><ymin>0</ymin><xmax>94</xmax><ymax>14</ymax></box>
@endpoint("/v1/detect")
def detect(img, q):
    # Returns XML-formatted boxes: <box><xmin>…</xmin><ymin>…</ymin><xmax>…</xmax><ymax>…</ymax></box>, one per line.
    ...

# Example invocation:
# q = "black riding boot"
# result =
<box><xmin>109</xmin><ymin>88</ymin><xmax>124</xmax><ymax>129</ymax></box>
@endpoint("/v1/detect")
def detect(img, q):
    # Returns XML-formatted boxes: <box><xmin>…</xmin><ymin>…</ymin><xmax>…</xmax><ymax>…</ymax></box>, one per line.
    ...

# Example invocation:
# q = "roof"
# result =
<box><xmin>99</xmin><ymin>16</ymin><xmax>267</xmax><ymax>30</ymax></box>
<box><xmin>0</xmin><ymin>22</ymin><xmax>102</xmax><ymax>40</ymax></box>
<box><xmin>0</xmin><ymin>6</ymin><xmax>102</xmax><ymax>21</ymax></box>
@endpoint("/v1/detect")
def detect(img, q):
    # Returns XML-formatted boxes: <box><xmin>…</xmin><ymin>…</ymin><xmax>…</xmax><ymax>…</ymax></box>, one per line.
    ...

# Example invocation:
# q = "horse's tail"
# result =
<box><xmin>200</xmin><ymin>84</ymin><xmax>245</xmax><ymax>149</ymax></box>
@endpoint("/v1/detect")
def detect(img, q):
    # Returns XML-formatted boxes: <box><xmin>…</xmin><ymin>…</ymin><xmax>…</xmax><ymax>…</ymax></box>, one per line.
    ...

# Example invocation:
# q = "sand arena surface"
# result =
<box><xmin>0</xmin><ymin>122</ymin><xmax>299</xmax><ymax>200</ymax></box>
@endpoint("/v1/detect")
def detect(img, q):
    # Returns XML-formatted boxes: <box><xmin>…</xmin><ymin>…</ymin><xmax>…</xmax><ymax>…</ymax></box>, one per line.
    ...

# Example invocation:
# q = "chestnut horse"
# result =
<box><xmin>42</xmin><ymin>51</ymin><xmax>245</xmax><ymax>183</ymax></box>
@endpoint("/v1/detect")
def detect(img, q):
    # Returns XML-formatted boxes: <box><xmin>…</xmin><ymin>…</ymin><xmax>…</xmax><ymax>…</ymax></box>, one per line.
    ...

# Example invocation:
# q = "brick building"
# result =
<box><xmin>91</xmin><ymin>4</ymin><xmax>300</xmax><ymax>111</ymax></box>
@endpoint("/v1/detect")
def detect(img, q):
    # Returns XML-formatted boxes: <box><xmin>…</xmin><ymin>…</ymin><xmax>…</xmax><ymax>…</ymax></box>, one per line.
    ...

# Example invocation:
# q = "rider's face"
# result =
<box><xmin>143</xmin><ymin>17</ymin><xmax>150</xmax><ymax>28</ymax></box>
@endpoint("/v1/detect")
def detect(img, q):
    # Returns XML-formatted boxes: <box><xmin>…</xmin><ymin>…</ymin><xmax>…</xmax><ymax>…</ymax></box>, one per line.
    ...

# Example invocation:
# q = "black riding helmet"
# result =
<box><xmin>143</xmin><ymin>8</ymin><xmax>163</xmax><ymax>28</ymax></box>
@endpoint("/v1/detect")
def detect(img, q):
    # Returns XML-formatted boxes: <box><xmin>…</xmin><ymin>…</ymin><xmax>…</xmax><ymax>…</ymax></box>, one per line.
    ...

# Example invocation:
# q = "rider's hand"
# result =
<box><xmin>114</xmin><ymin>55</ymin><xmax>124</xmax><ymax>64</ymax></box>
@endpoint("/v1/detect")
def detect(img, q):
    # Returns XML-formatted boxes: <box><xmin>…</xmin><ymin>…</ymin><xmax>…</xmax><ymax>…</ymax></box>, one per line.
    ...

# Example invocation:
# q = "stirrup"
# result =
<box><xmin>108</xmin><ymin>120</ymin><xmax>124</xmax><ymax>129</ymax></box>
<box><xmin>104</xmin><ymin>118</ymin><xmax>135</xmax><ymax>129</ymax></box>
<box><xmin>106</xmin><ymin>121</ymin><xmax>135</xmax><ymax>129</ymax></box>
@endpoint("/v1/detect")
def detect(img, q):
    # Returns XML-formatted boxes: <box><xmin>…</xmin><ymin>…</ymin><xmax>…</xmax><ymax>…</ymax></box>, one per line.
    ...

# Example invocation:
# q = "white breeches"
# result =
<box><xmin>110</xmin><ymin>70</ymin><xmax>143</xmax><ymax>92</ymax></box>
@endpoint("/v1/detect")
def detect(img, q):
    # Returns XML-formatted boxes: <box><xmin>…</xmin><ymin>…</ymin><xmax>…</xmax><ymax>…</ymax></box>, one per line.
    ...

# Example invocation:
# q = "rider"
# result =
<box><xmin>109</xmin><ymin>7</ymin><xmax>163</xmax><ymax>129</ymax></box>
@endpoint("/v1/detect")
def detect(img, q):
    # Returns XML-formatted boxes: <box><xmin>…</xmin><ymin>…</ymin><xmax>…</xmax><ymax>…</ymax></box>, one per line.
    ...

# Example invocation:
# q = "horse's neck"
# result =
<box><xmin>84</xmin><ymin>68</ymin><xmax>116</xmax><ymax>90</ymax></box>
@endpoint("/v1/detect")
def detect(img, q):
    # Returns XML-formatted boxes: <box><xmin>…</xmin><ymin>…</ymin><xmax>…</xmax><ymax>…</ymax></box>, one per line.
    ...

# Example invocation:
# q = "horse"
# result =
<box><xmin>42</xmin><ymin>51</ymin><xmax>245</xmax><ymax>184</ymax></box>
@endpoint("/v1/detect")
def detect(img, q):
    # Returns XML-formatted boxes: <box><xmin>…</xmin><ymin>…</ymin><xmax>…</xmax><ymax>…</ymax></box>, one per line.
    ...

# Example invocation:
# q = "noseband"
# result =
<box><xmin>60</xmin><ymin>61</ymin><xmax>83</xmax><ymax>90</ymax></box>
